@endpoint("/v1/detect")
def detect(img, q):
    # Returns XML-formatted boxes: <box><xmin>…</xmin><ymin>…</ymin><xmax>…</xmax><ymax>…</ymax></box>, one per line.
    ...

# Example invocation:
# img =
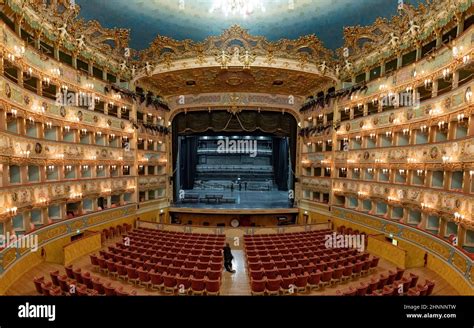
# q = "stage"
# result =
<box><xmin>174</xmin><ymin>189</ymin><xmax>292</xmax><ymax>210</ymax></box>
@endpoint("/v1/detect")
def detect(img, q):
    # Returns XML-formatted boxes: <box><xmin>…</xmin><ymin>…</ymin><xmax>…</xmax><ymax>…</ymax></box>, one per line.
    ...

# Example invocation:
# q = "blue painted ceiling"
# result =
<box><xmin>76</xmin><ymin>0</ymin><xmax>416</xmax><ymax>50</ymax></box>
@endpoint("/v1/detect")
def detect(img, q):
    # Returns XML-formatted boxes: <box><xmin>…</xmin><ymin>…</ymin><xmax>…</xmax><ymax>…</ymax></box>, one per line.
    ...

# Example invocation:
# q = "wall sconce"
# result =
<box><xmin>369</xmin><ymin>133</ymin><xmax>376</xmax><ymax>139</ymax></box>
<box><xmin>10</xmin><ymin>109</ymin><xmax>17</xmax><ymax>118</ymax></box>
<box><xmin>50</xmin><ymin>67</ymin><xmax>60</xmax><ymax>76</ymax></box>
<box><xmin>385</xmin><ymin>131</ymin><xmax>392</xmax><ymax>137</ymax></box>
<box><xmin>417</xmin><ymin>170</ymin><xmax>425</xmax><ymax>176</ymax></box>
<box><xmin>453</xmin><ymin>212</ymin><xmax>465</xmax><ymax>224</ymax></box>
<box><xmin>402</xmin><ymin>128</ymin><xmax>409</xmax><ymax>135</ymax></box>
<box><xmin>398</xmin><ymin>169</ymin><xmax>406</xmax><ymax>175</ymax></box>
<box><xmin>442</xmin><ymin>155</ymin><xmax>451</xmax><ymax>163</ymax></box>
<box><xmin>344</xmin><ymin>107</ymin><xmax>349</xmax><ymax>113</ymax></box>
<box><xmin>457</xmin><ymin>113</ymin><xmax>465</xmax><ymax>122</ymax></box>
<box><xmin>45</xmin><ymin>122</ymin><xmax>52</xmax><ymax>129</ymax></box>
<box><xmin>424</xmin><ymin>79</ymin><xmax>432</xmax><ymax>90</ymax></box>
<box><xmin>421</xmin><ymin>203</ymin><xmax>428</xmax><ymax>209</ymax></box>
<box><xmin>82</xmin><ymin>165</ymin><xmax>89</xmax><ymax>170</ymax></box>
<box><xmin>98</xmin><ymin>165</ymin><xmax>104</xmax><ymax>170</ymax></box>
<box><xmin>25</xmin><ymin>67</ymin><xmax>33</xmax><ymax>79</ymax></box>
<box><xmin>111</xmin><ymin>165</ymin><xmax>117</xmax><ymax>170</ymax></box>
<box><xmin>463</xmin><ymin>55</ymin><xmax>470</xmax><ymax>65</ymax></box>
<box><xmin>64</xmin><ymin>126</ymin><xmax>70</xmax><ymax>132</ymax></box>
<box><xmin>97</xmin><ymin>131</ymin><xmax>102</xmax><ymax>136</ymax></box>
<box><xmin>420</xmin><ymin>125</ymin><xmax>427</xmax><ymax>133</ymax></box>
<box><xmin>442</xmin><ymin>68</ymin><xmax>451</xmax><ymax>82</ymax></box>
<box><xmin>340</xmin><ymin>167</ymin><xmax>347</xmax><ymax>172</ymax></box>
<box><xmin>85</xmin><ymin>83</ymin><xmax>94</xmax><ymax>90</ymax></box>
<box><xmin>355</xmin><ymin>136</ymin><xmax>361</xmax><ymax>141</ymax></box>
<box><xmin>367</xmin><ymin>168</ymin><xmax>373</xmax><ymax>173</ymax></box>
<box><xmin>354</xmin><ymin>168</ymin><xmax>360</xmax><ymax>172</ymax></box>
<box><xmin>110</xmin><ymin>134</ymin><xmax>116</xmax><ymax>139</ymax></box>
<box><xmin>42</xmin><ymin>77</ymin><xmax>51</xmax><ymax>87</ymax></box>
<box><xmin>465</xmin><ymin>87</ymin><xmax>472</xmax><ymax>102</ymax></box>
<box><xmin>108</xmin><ymin>102</ymin><xmax>115</xmax><ymax>109</ymax></box>
<box><xmin>81</xmin><ymin>129</ymin><xmax>87</xmax><ymax>135</ymax></box>
<box><xmin>7</xmin><ymin>52</ymin><xmax>16</xmax><ymax>62</ymax></box>
<box><xmin>27</xmin><ymin>117</ymin><xmax>35</xmax><ymax>125</ymax></box>
<box><xmin>61</xmin><ymin>85</ymin><xmax>68</xmax><ymax>92</ymax></box>
<box><xmin>382</xmin><ymin>168</ymin><xmax>388</xmax><ymax>174</ymax></box>
<box><xmin>437</xmin><ymin>121</ymin><xmax>446</xmax><ymax>130</ymax></box>
<box><xmin>20</xmin><ymin>150</ymin><xmax>31</xmax><ymax>157</ymax></box>
<box><xmin>47</xmin><ymin>165</ymin><xmax>55</xmax><ymax>172</ymax></box>
<box><xmin>65</xmin><ymin>165</ymin><xmax>72</xmax><ymax>171</ymax></box>
<box><xmin>7</xmin><ymin>207</ymin><xmax>18</xmax><ymax>216</ymax></box>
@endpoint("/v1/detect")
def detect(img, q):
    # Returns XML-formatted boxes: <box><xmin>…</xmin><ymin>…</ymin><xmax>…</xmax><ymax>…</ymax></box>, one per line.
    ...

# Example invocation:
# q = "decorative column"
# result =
<box><xmin>380</xmin><ymin>60</ymin><xmax>385</xmax><ymax>77</ymax></box>
<box><xmin>54</xmin><ymin>43</ymin><xmax>60</xmax><ymax>61</ymax></box>
<box><xmin>88</xmin><ymin>61</ymin><xmax>94</xmax><ymax>76</ymax></box>
<box><xmin>415</xmin><ymin>42</ymin><xmax>422</xmax><ymax>61</ymax></box>
<box><xmin>435</xmin><ymin>28</ymin><xmax>443</xmax><ymax>48</ymax></box>
<box><xmin>72</xmin><ymin>54</ymin><xmax>77</xmax><ymax>69</ymax></box>
<box><xmin>0</xmin><ymin>55</ymin><xmax>4</xmax><ymax>75</ymax></box>
<box><xmin>455</xmin><ymin>12</ymin><xmax>465</xmax><ymax>37</ymax></box>
<box><xmin>431</xmin><ymin>79</ymin><xmax>439</xmax><ymax>98</ymax></box>
<box><xmin>396</xmin><ymin>53</ymin><xmax>403</xmax><ymax>69</ymax></box>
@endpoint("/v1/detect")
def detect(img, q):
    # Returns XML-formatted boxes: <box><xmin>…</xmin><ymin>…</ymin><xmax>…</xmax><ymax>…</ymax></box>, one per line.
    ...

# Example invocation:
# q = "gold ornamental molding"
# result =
<box><xmin>338</xmin><ymin>0</ymin><xmax>472</xmax><ymax>77</ymax></box>
<box><xmin>133</xmin><ymin>25</ymin><xmax>338</xmax><ymax>96</ymax></box>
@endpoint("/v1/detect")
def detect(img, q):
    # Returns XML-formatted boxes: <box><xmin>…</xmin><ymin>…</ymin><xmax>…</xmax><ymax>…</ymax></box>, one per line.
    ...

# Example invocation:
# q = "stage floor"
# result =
<box><xmin>174</xmin><ymin>189</ymin><xmax>292</xmax><ymax>209</ymax></box>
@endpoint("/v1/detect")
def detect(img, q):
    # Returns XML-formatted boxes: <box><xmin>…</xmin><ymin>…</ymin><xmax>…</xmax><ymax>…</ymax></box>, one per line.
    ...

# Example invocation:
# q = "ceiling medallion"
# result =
<box><xmin>209</xmin><ymin>0</ymin><xmax>265</xmax><ymax>18</ymax></box>
<box><xmin>217</xmin><ymin>68</ymin><xmax>255</xmax><ymax>87</ymax></box>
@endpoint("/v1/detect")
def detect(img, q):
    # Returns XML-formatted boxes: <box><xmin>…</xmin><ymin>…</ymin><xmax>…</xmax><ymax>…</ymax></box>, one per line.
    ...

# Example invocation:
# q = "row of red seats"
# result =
<box><xmin>249</xmin><ymin>255</ymin><xmax>376</xmax><ymax>279</ymax></box>
<box><xmin>336</xmin><ymin>269</ymin><xmax>434</xmax><ymax>296</ymax></box>
<box><xmin>90</xmin><ymin>228</ymin><xmax>226</xmax><ymax>294</ymax></box>
<box><xmin>245</xmin><ymin>230</ymin><xmax>379</xmax><ymax>295</ymax></box>
<box><xmin>249</xmin><ymin>256</ymin><xmax>378</xmax><ymax>295</ymax></box>
<box><xmin>91</xmin><ymin>254</ymin><xmax>222</xmax><ymax>295</ymax></box>
<box><xmin>95</xmin><ymin>247</ymin><xmax>223</xmax><ymax>273</ymax></box>
<box><xmin>102</xmin><ymin>223</ymin><xmax>132</xmax><ymax>242</ymax></box>
<box><xmin>99</xmin><ymin>249</ymin><xmax>223</xmax><ymax>269</ymax></box>
<box><xmin>109</xmin><ymin>244</ymin><xmax>223</xmax><ymax>258</ymax></box>
<box><xmin>33</xmin><ymin>266</ymin><xmax>136</xmax><ymax>296</ymax></box>
<box><xmin>247</xmin><ymin>249</ymin><xmax>366</xmax><ymax>270</ymax></box>
<box><xmin>128</xmin><ymin>228</ymin><xmax>225</xmax><ymax>240</ymax></box>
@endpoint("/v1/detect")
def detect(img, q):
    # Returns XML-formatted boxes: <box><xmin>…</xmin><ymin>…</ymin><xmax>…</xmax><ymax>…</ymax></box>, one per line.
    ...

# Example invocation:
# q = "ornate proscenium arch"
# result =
<box><xmin>171</xmin><ymin>110</ymin><xmax>298</xmax><ymax>201</ymax></box>
<box><xmin>133</xmin><ymin>25</ymin><xmax>338</xmax><ymax>97</ymax></box>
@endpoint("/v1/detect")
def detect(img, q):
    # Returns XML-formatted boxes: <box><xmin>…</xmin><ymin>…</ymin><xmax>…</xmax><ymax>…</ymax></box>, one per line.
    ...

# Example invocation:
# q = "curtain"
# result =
<box><xmin>179</xmin><ymin>137</ymin><xmax>198</xmax><ymax>189</ymax></box>
<box><xmin>272</xmin><ymin>137</ymin><xmax>289</xmax><ymax>191</ymax></box>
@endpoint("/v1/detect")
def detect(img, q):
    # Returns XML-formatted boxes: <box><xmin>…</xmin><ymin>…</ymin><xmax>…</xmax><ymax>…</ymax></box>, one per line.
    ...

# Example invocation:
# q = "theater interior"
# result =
<box><xmin>0</xmin><ymin>0</ymin><xmax>473</xmax><ymax>311</ymax></box>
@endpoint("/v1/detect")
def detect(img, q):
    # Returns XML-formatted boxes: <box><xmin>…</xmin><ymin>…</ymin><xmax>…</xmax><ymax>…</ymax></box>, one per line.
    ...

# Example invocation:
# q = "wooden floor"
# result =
<box><xmin>6</xmin><ymin>236</ymin><xmax>459</xmax><ymax>296</ymax></box>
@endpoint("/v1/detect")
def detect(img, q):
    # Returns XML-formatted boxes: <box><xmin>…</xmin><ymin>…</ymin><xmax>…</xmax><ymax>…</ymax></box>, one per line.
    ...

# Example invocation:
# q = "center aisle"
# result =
<box><xmin>221</xmin><ymin>250</ymin><xmax>250</xmax><ymax>295</ymax></box>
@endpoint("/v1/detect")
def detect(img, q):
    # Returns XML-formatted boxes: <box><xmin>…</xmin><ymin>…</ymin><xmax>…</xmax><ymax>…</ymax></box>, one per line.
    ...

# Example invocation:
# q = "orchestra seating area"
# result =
<box><xmin>336</xmin><ymin>269</ymin><xmax>435</xmax><ymax>296</ymax></box>
<box><xmin>33</xmin><ymin>265</ymin><xmax>137</xmax><ymax>296</ymax></box>
<box><xmin>89</xmin><ymin>228</ymin><xmax>226</xmax><ymax>295</ymax></box>
<box><xmin>244</xmin><ymin>229</ymin><xmax>380</xmax><ymax>295</ymax></box>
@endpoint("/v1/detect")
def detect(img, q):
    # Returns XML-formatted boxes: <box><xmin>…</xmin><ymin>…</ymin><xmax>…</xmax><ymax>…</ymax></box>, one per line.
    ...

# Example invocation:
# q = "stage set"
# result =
<box><xmin>168</xmin><ymin>110</ymin><xmax>299</xmax><ymax>226</ymax></box>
